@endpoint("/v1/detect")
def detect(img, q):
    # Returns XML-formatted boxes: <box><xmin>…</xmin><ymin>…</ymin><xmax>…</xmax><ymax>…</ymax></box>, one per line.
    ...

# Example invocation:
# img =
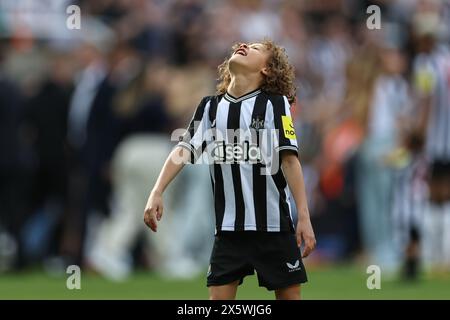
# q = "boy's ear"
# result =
<box><xmin>261</xmin><ymin>67</ymin><xmax>270</xmax><ymax>76</ymax></box>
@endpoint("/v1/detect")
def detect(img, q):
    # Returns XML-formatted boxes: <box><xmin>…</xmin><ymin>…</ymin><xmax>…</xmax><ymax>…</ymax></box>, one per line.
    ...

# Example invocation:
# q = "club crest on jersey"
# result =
<box><xmin>250</xmin><ymin>116</ymin><xmax>265</xmax><ymax>131</ymax></box>
<box><xmin>281</xmin><ymin>115</ymin><xmax>296</xmax><ymax>139</ymax></box>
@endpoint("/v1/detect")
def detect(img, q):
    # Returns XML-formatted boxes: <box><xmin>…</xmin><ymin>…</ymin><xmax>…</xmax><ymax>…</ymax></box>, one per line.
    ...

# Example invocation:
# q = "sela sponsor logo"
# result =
<box><xmin>211</xmin><ymin>140</ymin><xmax>262</xmax><ymax>163</ymax></box>
<box><xmin>286</xmin><ymin>260</ymin><xmax>301</xmax><ymax>272</ymax></box>
<box><xmin>171</xmin><ymin>124</ymin><xmax>281</xmax><ymax>174</ymax></box>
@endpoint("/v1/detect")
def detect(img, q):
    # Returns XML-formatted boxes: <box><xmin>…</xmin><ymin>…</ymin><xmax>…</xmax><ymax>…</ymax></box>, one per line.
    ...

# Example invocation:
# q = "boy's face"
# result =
<box><xmin>228</xmin><ymin>42</ymin><xmax>270</xmax><ymax>75</ymax></box>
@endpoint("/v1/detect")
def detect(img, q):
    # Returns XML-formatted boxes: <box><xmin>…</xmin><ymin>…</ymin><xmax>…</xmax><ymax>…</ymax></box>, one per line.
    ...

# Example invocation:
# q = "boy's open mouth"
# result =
<box><xmin>234</xmin><ymin>48</ymin><xmax>247</xmax><ymax>56</ymax></box>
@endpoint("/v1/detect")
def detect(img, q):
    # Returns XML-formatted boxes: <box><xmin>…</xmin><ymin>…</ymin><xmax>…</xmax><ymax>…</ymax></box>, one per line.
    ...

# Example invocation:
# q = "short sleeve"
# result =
<box><xmin>269</xmin><ymin>95</ymin><xmax>299</xmax><ymax>155</ymax></box>
<box><xmin>177</xmin><ymin>96</ymin><xmax>211</xmax><ymax>162</ymax></box>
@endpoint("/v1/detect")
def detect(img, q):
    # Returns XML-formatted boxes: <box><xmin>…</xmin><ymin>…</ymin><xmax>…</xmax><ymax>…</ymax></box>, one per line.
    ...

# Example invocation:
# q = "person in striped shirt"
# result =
<box><xmin>413</xmin><ymin>30</ymin><xmax>450</xmax><ymax>272</ymax></box>
<box><xmin>144</xmin><ymin>40</ymin><xmax>316</xmax><ymax>300</ymax></box>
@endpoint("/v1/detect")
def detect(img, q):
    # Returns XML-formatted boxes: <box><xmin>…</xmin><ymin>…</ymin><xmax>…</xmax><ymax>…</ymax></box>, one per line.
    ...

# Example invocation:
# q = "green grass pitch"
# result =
<box><xmin>0</xmin><ymin>264</ymin><xmax>449</xmax><ymax>299</ymax></box>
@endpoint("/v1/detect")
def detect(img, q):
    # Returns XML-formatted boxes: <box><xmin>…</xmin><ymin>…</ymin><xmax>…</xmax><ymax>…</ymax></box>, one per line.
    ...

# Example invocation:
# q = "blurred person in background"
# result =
<box><xmin>390</xmin><ymin>131</ymin><xmax>427</xmax><ymax>281</ymax></box>
<box><xmin>353</xmin><ymin>23</ymin><xmax>413</xmax><ymax>273</ymax></box>
<box><xmin>300</xmin><ymin>15</ymin><xmax>358</xmax><ymax>262</ymax></box>
<box><xmin>411</xmin><ymin>0</ymin><xmax>450</xmax><ymax>274</ymax></box>
<box><xmin>81</xmin><ymin>41</ymin><xmax>142</xmax><ymax>256</ymax></box>
<box><xmin>19</xmin><ymin>51</ymin><xmax>73</xmax><ymax>267</ymax></box>
<box><xmin>86</xmin><ymin>61</ymin><xmax>174</xmax><ymax>280</ymax></box>
<box><xmin>63</xmin><ymin>26</ymin><xmax>115</xmax><ymax>265</ymax></box>
<box><xmin>0</xmin><ymin>40</ymin><xmax>24</xmax><ymax>271</ymax></box>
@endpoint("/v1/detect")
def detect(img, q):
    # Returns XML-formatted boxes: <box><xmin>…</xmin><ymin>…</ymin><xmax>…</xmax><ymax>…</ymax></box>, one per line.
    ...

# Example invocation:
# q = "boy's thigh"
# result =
<box><xmin>208</xmin><ymin>280</ymin><xmax>240</xmax><ymax>300</ymax></box>
<box><xmin>275</xmin><ymin>284</ymin><xmax>301</xmax><ymax>300</ymax></box>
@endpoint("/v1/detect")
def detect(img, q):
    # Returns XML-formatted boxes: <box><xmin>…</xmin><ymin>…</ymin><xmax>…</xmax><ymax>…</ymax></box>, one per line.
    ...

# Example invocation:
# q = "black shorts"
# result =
<box><xmin>430</xmin><ymin>160</ymin><xmax>450</xmax><ymax>181</ymax></box>
<box><xmin>207</xmin><ymin>231</ymin><xmax>308</xmax><ymax>291</ymax></box>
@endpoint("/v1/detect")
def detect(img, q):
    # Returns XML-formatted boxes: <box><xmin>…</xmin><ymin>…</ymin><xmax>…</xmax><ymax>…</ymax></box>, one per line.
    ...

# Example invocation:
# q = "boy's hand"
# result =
<box><xmin>144</xmin><ymin>190</ymin><xmax>163</xmax><ymax>232</ymax></box>
<box><xmin>296</xmin><ymin>218</ymin><xmax>316</xmax><ymax>258</ymax></box>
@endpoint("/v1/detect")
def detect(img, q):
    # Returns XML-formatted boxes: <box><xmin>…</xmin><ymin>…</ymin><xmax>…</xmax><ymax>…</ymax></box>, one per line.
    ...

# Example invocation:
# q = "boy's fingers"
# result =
<box><xmin>302</xmin><ymin>246</ymin><xmax>311</xmax><ymax>258</ymax></box>
<box><xmin>296</xmin><ymin>232</ymin><xmax>302</xmax><ymax>248</ymax></box>
<box><xmin>302</xmin><ymin>238</ymin><xmax>316</xmax><ymax>258</ymax></box>
<box><xmin>144</xmin><ymin>208</ymin><xmax>158</xmax><ymax>232</ymax></box>
<box><xmin>156</xmin><ymin>206</ymin><xmax>163</xmax><ymax>221</ymax></box>
<box><xmin>149</xmin><ymin>216</ymin><xmax>157</xmax><ymax>232</ymax></box>
<box><xmin>146</xmin><ymin>214</ymin><xmax>157</xmax><ymax>232</ymax></box>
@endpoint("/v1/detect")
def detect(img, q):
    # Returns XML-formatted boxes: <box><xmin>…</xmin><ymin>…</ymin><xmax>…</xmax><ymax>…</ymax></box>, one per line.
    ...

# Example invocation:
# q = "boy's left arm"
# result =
<box><xmin>281</xmin><ymin>152</ymin><xmax>316</xmax><ymax>258</ymax></box>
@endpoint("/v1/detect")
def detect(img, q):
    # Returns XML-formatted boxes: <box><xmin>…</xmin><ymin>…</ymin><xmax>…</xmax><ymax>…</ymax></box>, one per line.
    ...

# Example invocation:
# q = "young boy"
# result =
<box><xmin>144</xmin><ymin>40</ymin><xmax>316</xmax><ymax>300</ymax></box>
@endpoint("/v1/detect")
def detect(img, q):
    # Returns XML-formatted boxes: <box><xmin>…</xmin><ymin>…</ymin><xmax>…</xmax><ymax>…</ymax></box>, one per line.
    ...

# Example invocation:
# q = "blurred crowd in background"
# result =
<box><xmin>0</xmin><ymin>0</ymin><xmax>450</xmax><ymax>282</ymax></box>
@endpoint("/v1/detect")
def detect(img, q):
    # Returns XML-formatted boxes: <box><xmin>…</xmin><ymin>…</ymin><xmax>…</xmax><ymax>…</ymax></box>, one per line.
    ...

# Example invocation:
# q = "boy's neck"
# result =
<box><xmin>227</xmin><ymin>73</ymin><xmax>261</xmax><ymax>98</ymax></box>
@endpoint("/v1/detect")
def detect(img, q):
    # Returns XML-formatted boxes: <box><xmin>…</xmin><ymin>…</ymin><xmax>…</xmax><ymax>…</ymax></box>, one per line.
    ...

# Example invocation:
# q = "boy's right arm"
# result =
<box><xmin>143</xmin><ymin>145</ymin><xmax>190</xmax><ymax>232</ymax></box>
<box><xmin>145</xmin><ymin>96</ymin><xmax>211</xmax><ymax>232</ymax></box>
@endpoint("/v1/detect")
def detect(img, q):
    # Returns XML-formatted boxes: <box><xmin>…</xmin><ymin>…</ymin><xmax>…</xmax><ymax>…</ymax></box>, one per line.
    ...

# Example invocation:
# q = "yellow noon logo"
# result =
<box><xmin>282</xmin><ymin>115</ymin><xmax>296</xmax><ymax>139</ymax></box>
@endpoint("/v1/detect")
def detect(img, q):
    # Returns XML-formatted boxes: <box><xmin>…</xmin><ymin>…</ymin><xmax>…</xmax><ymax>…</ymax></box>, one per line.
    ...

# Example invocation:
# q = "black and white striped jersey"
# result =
<box><xmin>177</xmin><ymin>89</ymin><xmax>299</xmax><ymax>233</ymax></box>
<box><xmin>414</xmin><ymin>45</ymin><xmax>450</xmax><ymax>161</ymax></box>
<box><xmin>391</xmin><ymin>155</ymin><xmax>427</xmax><ymax>246</ymax></box>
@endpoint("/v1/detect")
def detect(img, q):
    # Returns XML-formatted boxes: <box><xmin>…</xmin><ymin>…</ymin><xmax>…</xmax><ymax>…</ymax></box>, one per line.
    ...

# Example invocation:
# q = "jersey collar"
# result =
<box><xmin>224</xmin><ymin>88</ymin><xmax>262</xmax><ymax>103</ymax></box>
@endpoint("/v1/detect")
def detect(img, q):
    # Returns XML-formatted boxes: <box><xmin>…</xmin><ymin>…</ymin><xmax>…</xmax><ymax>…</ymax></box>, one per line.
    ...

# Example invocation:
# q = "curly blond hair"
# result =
<box><xmin>216</xmin><ymin>39</ymin><xmax>296</xmax><ymax>104</ymax></box>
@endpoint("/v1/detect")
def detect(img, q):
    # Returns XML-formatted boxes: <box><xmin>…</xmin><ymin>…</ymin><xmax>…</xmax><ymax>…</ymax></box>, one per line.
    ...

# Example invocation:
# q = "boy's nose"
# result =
<box><xmin>238</xmin><ymin>43</ymin><xmax>248</xmax><ymax>49</ymax></box>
